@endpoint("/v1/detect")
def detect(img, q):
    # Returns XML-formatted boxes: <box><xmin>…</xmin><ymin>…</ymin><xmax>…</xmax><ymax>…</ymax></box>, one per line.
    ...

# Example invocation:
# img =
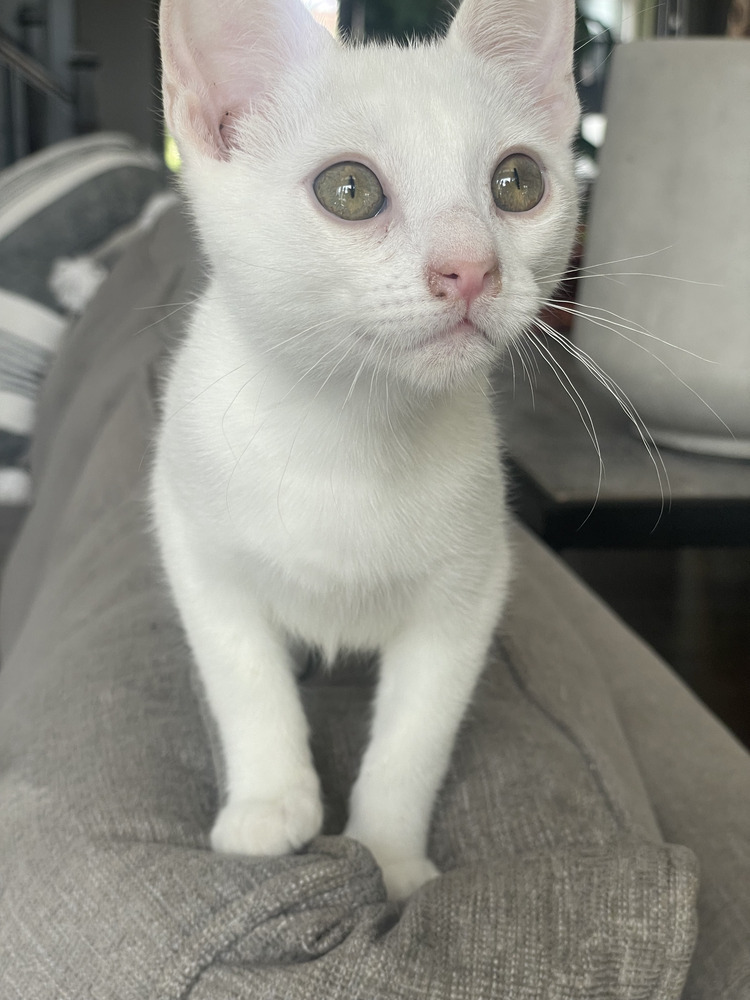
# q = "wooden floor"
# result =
<box><xmin>563</xmin><ymin>546</ymin><xmax>750</xmax><ymax>749</ymax></box>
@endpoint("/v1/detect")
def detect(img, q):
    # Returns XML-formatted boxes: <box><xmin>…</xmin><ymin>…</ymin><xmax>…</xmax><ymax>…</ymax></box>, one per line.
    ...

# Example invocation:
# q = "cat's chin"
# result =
<box><xmin>428</xmin><ymin>319</ymin><xmax>485</xmax><ymax>344</ymax></box>
<box><xmin>392</xmin><ymin>322</ymin><xmax>499</xmax><ymax>394</ymax></box>
<box><xmin>409</xmin><ymin>318</ymin><xmax>493</xmax><ymax>352</ymax></box>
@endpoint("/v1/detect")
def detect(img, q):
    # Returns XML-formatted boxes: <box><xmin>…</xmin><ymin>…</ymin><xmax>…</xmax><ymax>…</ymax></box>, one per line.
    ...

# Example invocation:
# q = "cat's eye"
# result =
<box><xmin>313</xmin><ymin>161</ymin><xmax>385</xmax><ymax>221</ymax></box>
<box><xmin>491</xmin><ymin>154</ymin><xmax>545</xmax><ymax>213</ymax></box>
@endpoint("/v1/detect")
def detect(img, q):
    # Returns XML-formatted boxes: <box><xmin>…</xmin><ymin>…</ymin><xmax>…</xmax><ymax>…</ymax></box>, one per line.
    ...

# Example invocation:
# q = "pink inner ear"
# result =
<box><xmin>449</xmin><ymin>0</ymin><xmax>579</xmax><ymax>138</ymax></box>
<box><xmin>218</xmin><ymin>110</ymin><xmax>243</xmax><ymax>152</ymax></box>
<box><xmin>160</xmin><ymin>0</ymin><xmax>333</xmax><ymax>160</ymax></box>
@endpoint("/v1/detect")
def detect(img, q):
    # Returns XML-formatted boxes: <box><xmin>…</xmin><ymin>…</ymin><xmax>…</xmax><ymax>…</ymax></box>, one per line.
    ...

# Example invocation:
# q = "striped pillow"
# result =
<box><xmin>0</xmin><ymin>133</ymin><xmax>167</xmax><ymax>504</ymax></box>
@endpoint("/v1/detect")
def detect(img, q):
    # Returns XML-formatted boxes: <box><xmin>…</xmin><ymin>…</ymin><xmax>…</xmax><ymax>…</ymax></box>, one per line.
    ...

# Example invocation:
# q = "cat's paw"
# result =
<box><xmin>210</xmin><ymin>785</ymin><xmax>323</xmax><ymax>857</ymax></box>
<box><xmin>380</xmin><ymin>857</ymin><xmax>440</xmax><ymax>901</ymax></box>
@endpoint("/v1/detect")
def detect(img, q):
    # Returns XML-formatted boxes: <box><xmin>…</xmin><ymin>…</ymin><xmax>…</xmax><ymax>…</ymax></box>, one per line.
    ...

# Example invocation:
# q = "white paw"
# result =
<box><xmin>210</xmin><ymin>784</ymin><xmax>323</xmax><ymax>857</ymax></box>
<box><xmin>380</xmin><ymin>857</ymin><xmax>440</xmax><ymax>900</ymax></box>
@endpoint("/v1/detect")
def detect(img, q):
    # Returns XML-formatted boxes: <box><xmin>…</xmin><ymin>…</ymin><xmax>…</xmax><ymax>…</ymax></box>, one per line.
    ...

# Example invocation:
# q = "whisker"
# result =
<box><xmin>549</xmin><ymin>302</ymin><xmax>735</xmax><ymax>439</ymax></box>
<box><xmin>163</xmin><ymin>360</ymin><xmax>252</xmax><ymax>425</ymax></box>
<box><xmin>223</xmin><ymin>413</ymin><xmax>269</xmax><ymax>521</ymax></box>
<box><xmin>341</xmin><ymin>331</ymin><xmax>381</xmax><ymax>413</ymax></box>
<box><xmin>526</xmin><ymin>325</ymin><xmax>605</xmax><ymax>518</ymax></box>
<box><xmin>220</xmin><ymin>368</ymin><xmax>269</xmax><ymax>460</ymax></box>
<box><xmin>537</xmin><ymin>245</ymin><xmax>676</xmax><ymax>284</ymax></box>
<box><xmin>223</xmin><ymin>324</ymin><xmax>358</xmax><ymax>518</ymax></box>
<box><xmin>165</xmin><ymin>316</ymin><xmax>334</xmax><ymax>429</ymax></box>
<box><xmin>573</xmin><ymin>31</ymin><xmax>618</xmax><ymax>80</ymax></box>
<box><xmin>569</xmin><ymin>271</ymin><xmax>720</xmax><ymax>288</ymax></box>
<box><xmin>573</xmin><ymin>3</ymin><xmax>665</xmax><ymax>59</ymax></box>
<box><xmin>275</xmin><ymin>328</ymin><xmax>370</xmax><ymax>521</ymax></box>
<box><xmin>308</xmin><ymin>329</ymin><xmax>369</xmax><ymax>421</ymax></box>
<box><xmin>368</xmin><ymin>334</ymin><xmax>395</xmax><ymax>438</ymax></box>
<box><xmin>135</xmin><ymin>298</ymin><xmax>198</xmax><ymax>336</ymax></box>
<box><xmin>383</xmin><ymin>339</ymin><xmax>409</xmax><ymax>460</ymax></box>
<box><xmin>277</xmin><ymin>329</ymin><xmax>362</xmax><ymax>406</ymax></box>
<box><xmin>516</xmin><ymin>334</ymin><xmax>540</xmax><ymax>383</ymax></box>
<box><xmin>219</xmin><ymin>251</ymin><xmax>325</xmax><ymax>279</ymax></box>
<box><xmin>537</xmin><ymin>322</ymin><xmax>672</xmax><ymax>529</ymax></box>
<box><xmin>505</xmin><ymin>340</ymin><xmax>519</xmax><ymax>393</ymax></box>
<box><xmin>257</xmin><ymin>316</ymin><xmax>333</xmax><ymax>356</ymax></box>
<box><xmin>507</xmin><ymin>338</ymin><xmax>535</xmax><ymax>403</ymax></box>
<box><xmin>135</xmin><ymin>297</ymin><xmax>201</xmax><ymax>312</ymax></box>
<box><xmin>544</xmin><ymin>300</ymin><xmax>722</xmax><ymax>365</ymax></box>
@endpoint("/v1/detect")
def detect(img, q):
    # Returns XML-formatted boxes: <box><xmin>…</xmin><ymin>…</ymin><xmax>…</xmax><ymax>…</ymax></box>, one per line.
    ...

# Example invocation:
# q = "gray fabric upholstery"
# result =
<box><xmin>1</xmin><ymin>203</ymin><xmax>747</xmax><ymax>998</ymax></box>
<box><xmin>509</xmin><ymin>527</ymin><xmax>750</xmax><ymax>1000</ymax></box>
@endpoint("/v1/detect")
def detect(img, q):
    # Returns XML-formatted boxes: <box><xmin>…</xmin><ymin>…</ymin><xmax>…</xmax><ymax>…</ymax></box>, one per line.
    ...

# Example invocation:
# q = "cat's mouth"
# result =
<box><xmin>415</xmin><ymin>317</ymin><xmax>491</xmax><ymax>351</ymax></box>
<box><xmin>447</xmin><ymin>320</ymin><xmax>481</xmax><ymax>338</ymax></box>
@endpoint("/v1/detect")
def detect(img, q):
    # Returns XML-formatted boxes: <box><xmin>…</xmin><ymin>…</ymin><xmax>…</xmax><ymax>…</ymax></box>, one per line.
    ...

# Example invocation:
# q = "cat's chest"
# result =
<box><xmin>230</xmin><ymin>440</ymin><xmax>486</xmax><ymax>581</ymax></box>
<box><xmin>202</xmin><ymin>380</ymin><xmax>499</xmax><ymax>578</ymax></box>
<box><xmin>224</xmin><ymin>439</ymin><xmax>503</xmax><ymax>654</ymax></box>
<box><xmin>167</xmin><ymin>343</ymin><xmax>504</xmax><ymax>597</ymax></box>
<box><xmin>165</xmin><ymin>365</ymin><xmax>506</xmax><ymax>651</ymax></box>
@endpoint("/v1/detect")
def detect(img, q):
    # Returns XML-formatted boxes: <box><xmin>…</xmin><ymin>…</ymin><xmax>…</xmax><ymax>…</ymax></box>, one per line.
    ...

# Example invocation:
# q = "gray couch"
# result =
<box><xmin>0</xmin><ymin>176</ymin><xmax>748</xmax><ymax>998</ymax></box>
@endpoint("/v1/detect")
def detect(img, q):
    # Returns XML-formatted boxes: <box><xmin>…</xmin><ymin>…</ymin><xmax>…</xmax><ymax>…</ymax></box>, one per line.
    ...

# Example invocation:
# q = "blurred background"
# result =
<box><xmin>1</xmin><ymin>0</ymin><xmax>745</xmax><ymax>169</ymax></box>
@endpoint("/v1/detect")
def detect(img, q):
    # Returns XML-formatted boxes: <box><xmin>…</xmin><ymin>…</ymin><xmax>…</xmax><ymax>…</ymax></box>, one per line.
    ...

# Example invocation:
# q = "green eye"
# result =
<box><xmin>491</xmin><ymin>154</ymin><xmax>544</xmax><ymax>213</ymax></box>
<box><xmin>313</xmin><ymin>161</ymin><xmax>385</xmax><ymax>221</ymax></box>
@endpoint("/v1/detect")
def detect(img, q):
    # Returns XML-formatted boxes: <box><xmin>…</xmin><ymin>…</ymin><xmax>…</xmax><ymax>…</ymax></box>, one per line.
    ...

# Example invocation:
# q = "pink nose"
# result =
<box><xmin>428</xmin><ymin>257</ymin><xmax>501</xmax><ymax>305</ymax></box>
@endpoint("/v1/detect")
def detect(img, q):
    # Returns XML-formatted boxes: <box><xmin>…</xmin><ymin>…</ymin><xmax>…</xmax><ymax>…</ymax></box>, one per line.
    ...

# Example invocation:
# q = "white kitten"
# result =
<box><xmin>152</xmin><ymin>0</ymin><xmax>579</xmax><ymax>899</ymax></box>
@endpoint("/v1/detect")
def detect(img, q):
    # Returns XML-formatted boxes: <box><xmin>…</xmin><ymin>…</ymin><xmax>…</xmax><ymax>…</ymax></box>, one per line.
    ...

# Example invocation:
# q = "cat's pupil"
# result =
<box><xmin>347</xmin><ymin>176</ymin><xmax>355</xmax><ymax>198</ymax></box>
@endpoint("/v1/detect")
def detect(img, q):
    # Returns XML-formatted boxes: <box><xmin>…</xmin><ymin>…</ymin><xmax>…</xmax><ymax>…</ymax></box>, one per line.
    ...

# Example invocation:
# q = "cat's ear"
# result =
<box><xmin>160</xmin><ymin>0</ymin><xmax>334</xmax><ymax>160</ymax></box>
<box><xmin>448</xmin><ymin>0</ymin><xmax>579</xmax><ymax>138</ymax></box>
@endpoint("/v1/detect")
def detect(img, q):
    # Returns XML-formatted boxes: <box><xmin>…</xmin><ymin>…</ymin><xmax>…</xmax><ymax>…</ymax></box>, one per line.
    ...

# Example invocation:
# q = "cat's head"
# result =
<box><xmin>161</xmin><ymin>0</ymin><xmax>579</xmax><ymax>398</ymax></box>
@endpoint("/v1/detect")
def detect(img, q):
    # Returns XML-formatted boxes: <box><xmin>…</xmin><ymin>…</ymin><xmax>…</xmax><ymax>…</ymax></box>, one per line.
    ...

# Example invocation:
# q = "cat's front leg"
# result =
<box><xmin>344</xmin><ymin>563</ymin><xmax>508</xmax><ymax>900</ymax></box>
<box><xmin>203</xmin><ymin>604</ymin><xmax>323</xmax><ymax>858</ymax></box>
<box><xmin>190</xmin><ymin>600</ymin><xmax>323</xmax><ymax>857</ymax></box>
<box><xmin>156</xmin><ymin>505</ymin><xmax>323</xmax><ymax>856</ymax></box>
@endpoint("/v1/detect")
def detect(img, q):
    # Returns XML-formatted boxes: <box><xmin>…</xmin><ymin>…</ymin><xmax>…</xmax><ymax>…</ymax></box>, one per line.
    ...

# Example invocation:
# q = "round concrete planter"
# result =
<box><xmin>573</xmin><ymin>39</ymin><xmax>750</xmax><ymax>459</ymax></box>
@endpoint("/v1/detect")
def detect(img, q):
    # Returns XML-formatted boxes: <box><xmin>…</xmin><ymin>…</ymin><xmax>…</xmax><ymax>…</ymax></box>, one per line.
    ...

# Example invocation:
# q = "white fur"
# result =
<box><xmin>153</xmin><ymin>0</ymin><xmax>579</xmax><ymax>899</ymax></box>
